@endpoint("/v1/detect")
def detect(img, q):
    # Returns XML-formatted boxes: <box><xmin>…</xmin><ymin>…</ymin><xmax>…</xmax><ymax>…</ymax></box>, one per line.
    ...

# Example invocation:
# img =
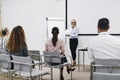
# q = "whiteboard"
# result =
<box><xmin>46</xmin><ymin>17</ymin><xmax>65</xmax><ymax>43</ymax></box>
<box><xmin>68</xmin><ymin>0</ymin><xmax>120</xmax><ymax>34</ymax></box>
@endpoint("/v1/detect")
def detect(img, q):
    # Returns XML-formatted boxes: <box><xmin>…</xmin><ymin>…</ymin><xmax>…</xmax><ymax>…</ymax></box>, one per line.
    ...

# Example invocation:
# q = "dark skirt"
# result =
<box><xmin>50</xmin><ymin>55</ymin><xmax>67</xmax><ymax>66</ymax></box>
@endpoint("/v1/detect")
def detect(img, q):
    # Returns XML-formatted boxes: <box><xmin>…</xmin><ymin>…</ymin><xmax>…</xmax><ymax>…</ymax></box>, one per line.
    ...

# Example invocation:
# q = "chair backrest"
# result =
<box><xmin>43</xmin><ymin>51</ymin><xmax>61</xmax><ymax>64</ymax></box>
<box><xmin>0</xmin><ymin>49</ymin><xmax>7</xmax><ymax>54</ymax></box>
<box><xmin>28</xmin><ymin>50</ymin><xmax>40</xmax><ymax>61</ymax></box>
<box><xmin>94</xmin><ymin>58</ymin><xmax>120</xmax><ymax>73</ymax></box>
<box><xmin>0</xmin><ymin>53</ymin><xmax>11</xmax><ymax>69</ymax></box>
<box><xmin>12</xmin><ymin>55</ymin><xmax>32</xmax><ymax>72</ymax></box>
<box><xmin>94</xmin><ymin>58</ymin><xmax>120</xmax><ymax>65</ymax></box>
<box><xmin>92</xmin><ymin>58</ymin><xmax>120</xmax><ymax>80</ymax></box>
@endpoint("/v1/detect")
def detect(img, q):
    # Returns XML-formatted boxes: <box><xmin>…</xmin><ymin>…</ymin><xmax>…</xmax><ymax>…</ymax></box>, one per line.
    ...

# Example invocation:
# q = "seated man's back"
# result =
<box><xmin>88</xmin><ymin>18</ymin><xmax>120</xmax><ymax>62</ymax></box>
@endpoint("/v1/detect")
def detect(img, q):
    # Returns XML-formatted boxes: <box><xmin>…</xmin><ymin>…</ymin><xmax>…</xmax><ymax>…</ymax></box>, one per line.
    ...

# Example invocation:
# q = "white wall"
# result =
<box><xmin>66</xmin><ymin>0</ymin><xmax>120</xmax><ymax>65</ymax></box>
<box><xmin>1</xmin><ymin>0</ymin><xmax>65</xmax><ymax>52</ymax></box>
<box><xmin>66</xmin><ymin>36</ymin><xmax>94</xmax><ymax>65</ymax></box>
<box><xmin>1</xmin><ymin>0</ymin><xmax>120</xmax><ymax>65</ymax></box>
<box><xmin>66</xmin><ymin>35</ymin><xmax>120</xmax><ymax>65</ymax></box>
<box><xmin>68</xmin><ymin>0</ymin><xmax>120</xmax><ymax>34</ymax></box>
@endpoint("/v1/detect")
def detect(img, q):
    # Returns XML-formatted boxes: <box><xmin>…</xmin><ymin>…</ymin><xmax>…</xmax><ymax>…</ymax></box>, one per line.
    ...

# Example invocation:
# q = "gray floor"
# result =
<box><xmin>0</xmin><ymin>65</ymin><xmax>90</xmax><ymax>80</ymax></box>
<box><xmin>41</xmin><ymin>65</ymin><xmax>90</xmax><ymax>80</ymax></box>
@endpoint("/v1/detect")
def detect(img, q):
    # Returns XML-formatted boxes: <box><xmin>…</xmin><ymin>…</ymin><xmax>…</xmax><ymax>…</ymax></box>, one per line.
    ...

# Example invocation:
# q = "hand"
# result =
<box><xmin>66</xmin><ymin>34</ymin><xmax>70</xmax><ymax>36</ymax></box>
<box><xmin>61</xmin><ymin>52</ymin><xmax>64</xmax><ymax>55</ymax></box>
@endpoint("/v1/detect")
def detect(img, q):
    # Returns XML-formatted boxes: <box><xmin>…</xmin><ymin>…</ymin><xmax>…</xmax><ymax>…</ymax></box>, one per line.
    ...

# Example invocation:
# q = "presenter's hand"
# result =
<box><xmin>66</xmin><ymin>34</ymin><xmax>70</xmax><ymax>36</ymax></box>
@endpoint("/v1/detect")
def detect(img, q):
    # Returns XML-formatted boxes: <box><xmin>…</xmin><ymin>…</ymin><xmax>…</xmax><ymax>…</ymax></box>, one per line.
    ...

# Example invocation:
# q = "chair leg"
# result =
<box><xmin>38</xmin><ymin>74</ymin><xmax>40</xmax><ymax>80</ymax></box>
<box><xmin>9</xmin><ymin>73</ymin><xmax>13</xmax><ymax>80</ymax></box>
<box><xmin>90</xmin><ymin>63</ymin><xmax>93</xmax><ymax>80</ymax></box>
<box><xmin>71</xmin><ymin>69</ymin><xmax>72</xmax><ymax>80</ymax></box>
<box><xmin>60</xmin><ymin>69</ymin><xmax>61</xmax><ymax>80</ymax></box>
<box><xmin>51</xmin><ymin>67</ymin><xmax>53</xmax><ymax>80</ymax></box>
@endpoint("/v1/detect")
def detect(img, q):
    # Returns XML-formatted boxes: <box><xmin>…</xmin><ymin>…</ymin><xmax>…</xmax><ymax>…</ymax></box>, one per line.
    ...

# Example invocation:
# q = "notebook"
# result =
<box><xmin>43</xmin><ymin>51</ymin><xmax>61</xmax><ymax>64</ymax></box>
<box><xmin>28</xmin><ymin>50</ymin><xmax>40</xmax><ymax>61</ymax></box>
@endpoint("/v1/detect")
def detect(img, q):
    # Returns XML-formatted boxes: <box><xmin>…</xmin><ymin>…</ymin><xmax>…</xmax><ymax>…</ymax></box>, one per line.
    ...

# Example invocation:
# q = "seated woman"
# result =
<box><xmin>0</xmin><ymin>27</ymin><xmax>9</xmax><ymax>50</ymax></box>
<box><xmin>7</xmin><ymin>25</ymin><xmax>28</xmax><ymax>56</ymax></box>
<box><xmin>45</xmin><ymin>27</ymin><xmax>75</xmax><ymax>80</ymax></box>
<box><xmin>6</xmin><ymin>25</ymin><xmax>28</xmax><ymax>69</ymax></box>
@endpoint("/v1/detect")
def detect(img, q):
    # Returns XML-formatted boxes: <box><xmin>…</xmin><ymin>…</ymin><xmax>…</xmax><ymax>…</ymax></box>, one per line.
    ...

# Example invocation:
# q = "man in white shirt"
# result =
<box><xmin>88</xmin><ymin>18</ymin><xmax>120</xmax><ymax>63</ymax></box>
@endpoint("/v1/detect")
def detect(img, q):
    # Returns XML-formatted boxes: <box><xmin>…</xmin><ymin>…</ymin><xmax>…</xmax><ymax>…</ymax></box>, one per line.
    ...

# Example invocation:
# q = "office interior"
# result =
<box><xmin>0</xmin><ymin>0</ymin><xmax>120</xmax><ymax>80</ymax></box>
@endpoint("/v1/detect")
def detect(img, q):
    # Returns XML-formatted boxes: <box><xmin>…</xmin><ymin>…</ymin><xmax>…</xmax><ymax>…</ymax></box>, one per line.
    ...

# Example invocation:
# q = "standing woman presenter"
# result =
<box><xmin>67</xmin><ymin>19</ymin><xmax>79</xmax><ymax>66</ymax></box>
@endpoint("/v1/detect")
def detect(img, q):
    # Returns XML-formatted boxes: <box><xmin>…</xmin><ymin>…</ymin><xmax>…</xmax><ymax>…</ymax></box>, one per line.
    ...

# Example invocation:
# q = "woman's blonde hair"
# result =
<box><xmin>7</xmin><ymin>25</ymin><xmax>26</xmax><ymax>52</ymax></box>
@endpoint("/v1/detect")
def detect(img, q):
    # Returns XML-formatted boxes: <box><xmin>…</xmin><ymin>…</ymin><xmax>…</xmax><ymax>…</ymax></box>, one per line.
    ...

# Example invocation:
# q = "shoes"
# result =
<box><xmin>67</xmin><ymin>68</ymin><xmax>75</xmax><ymax>74</ymax></box>
<box><xmin>72</xmin><ymin>61</ymin><xmax>76</xmax><ymax>67</ymax></box>
<box><xmin>60</xmin><ymin>75</ymin><xmax>64</xmax><ymax>80</ymax></box>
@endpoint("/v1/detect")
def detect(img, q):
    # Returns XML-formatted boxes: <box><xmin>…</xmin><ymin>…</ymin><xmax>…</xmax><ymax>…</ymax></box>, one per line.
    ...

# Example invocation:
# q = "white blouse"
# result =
<box><xmin>69</xmin><ymin>26</ymin><xmax>79</xmax><ymax>38</ymax></box>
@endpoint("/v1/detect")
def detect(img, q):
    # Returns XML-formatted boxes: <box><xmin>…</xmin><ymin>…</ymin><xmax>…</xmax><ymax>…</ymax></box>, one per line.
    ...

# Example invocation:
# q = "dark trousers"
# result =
<box><xmin>70</xmin><ymin>38</ymin><xmax>78</xmax><ymax>61</ymax></box>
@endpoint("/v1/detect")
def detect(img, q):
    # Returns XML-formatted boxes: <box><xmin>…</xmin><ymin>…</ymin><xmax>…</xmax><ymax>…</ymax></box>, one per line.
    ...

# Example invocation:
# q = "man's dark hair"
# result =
<box><xmin>98</xmin><ymin>18</ymin><xmax>109</xmax><ymax>30</ymax></box>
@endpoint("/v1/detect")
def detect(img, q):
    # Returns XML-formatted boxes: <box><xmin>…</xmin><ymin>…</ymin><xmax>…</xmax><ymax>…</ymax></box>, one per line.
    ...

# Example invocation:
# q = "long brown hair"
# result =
<box><xmin>51</xmin><ymin>27</ymin><xmax>59</xmax><ymax>47</ymax></box>
<box><xmin>7</xmin><ymin>25</ymin><xmax>26</xmax><ymax>52</ymax></box>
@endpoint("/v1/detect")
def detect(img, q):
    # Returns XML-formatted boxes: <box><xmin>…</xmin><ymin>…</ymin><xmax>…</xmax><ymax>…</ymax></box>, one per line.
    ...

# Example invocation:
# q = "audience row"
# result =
<box><xmin>1</xmin><ymin>17</ymin><xmax>120</xmax><ymax>80</ymax></box>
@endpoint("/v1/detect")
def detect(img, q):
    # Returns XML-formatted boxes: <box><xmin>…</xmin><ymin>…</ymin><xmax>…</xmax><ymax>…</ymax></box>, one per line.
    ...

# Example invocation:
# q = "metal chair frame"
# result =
<box><xmin>90</xmin><ymin>58</ymin><xmax>120</xmax><ymax>80</ymax></box>
<box><xmin>11</xmin><ymin>55</ymin><xmax>50</xmax><ymax>80</ymax></box>
<box><xmin>42</xmin><ymin>51</ymin><xmax>73</xmax><ymax>80</ymax></box>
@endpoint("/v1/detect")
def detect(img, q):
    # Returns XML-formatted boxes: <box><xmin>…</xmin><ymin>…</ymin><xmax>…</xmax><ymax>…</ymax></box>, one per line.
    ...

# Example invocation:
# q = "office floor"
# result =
<box><xmin>0</xmin><ymin>65</ymin><xmax>90</xmax><ymax>80</ymax></box>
